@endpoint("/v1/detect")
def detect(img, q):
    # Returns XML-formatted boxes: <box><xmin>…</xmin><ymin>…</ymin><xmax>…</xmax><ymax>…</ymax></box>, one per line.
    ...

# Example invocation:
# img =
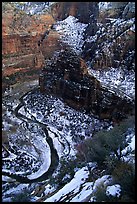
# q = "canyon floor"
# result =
<box><xmin>2</xmin><ymin>72</ymin><xmax>135</xmax><ymax>202</ymax></box>
<box><xmin>2</xmin><ymin>3</ymin><xmax>135</xmax><ymax>202</ymax></box>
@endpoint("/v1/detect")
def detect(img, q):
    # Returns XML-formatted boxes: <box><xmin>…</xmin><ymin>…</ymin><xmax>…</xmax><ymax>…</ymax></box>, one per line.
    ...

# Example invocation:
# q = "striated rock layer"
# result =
<box><xmin>39</xmin><ymin>46</ymin><xmax>134</xmax><ymax>121</ymax></box>
<box><xmin>2</xmin><ymin>2</ymin><xmax>135</xmax><ymax>121</ymax></box>
<box><xmin>2</xmin><ymin>3</ymin><xmax>56</xmax><ymax>91</ymax></box>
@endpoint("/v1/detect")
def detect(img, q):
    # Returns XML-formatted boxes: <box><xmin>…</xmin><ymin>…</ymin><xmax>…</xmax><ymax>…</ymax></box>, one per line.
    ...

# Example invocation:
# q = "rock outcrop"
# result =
<box><xmin>51</xmin><ymin>2</ymin><xmax>99</xmax><ymax>68</ymax></box>
<box><xmin>2</xmin><ymin>2</ymin><xmax>134</xmax><ymax>121</ymax></box>
<box><xmin>50</xmin><ymin>2</ymin><xmax>135</xmax><ymax>73</ymax></box>
<box><xmin>2</xmin><ymin>2</ymin><xmax>56</xmax><ymax>91</ymax></box>
<box><xmin>82</xmin><ymin>2</ymin><xmax>135</xmax><ymax>69</ymax></box>
<box><xmin>50</xmin><ymin>2</ymin><xmax>98</xmax><ymax>24</ymax></box>
<box><xmin>39</xmin><ymin>46</ymin><xmax>134</xmax><ymax>121</ymax></box>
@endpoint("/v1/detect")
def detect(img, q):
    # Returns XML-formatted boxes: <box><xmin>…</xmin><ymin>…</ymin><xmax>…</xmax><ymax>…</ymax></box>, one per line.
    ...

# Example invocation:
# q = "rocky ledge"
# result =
<box><xmin>2</xmin><ymin>3</ymin><xmax>57</xmax><ymax>91</ymax></box>
<box><xmin>39</xmin><ymin>46</ymin><xmax>134</xmax><ymax>122</ymax></box>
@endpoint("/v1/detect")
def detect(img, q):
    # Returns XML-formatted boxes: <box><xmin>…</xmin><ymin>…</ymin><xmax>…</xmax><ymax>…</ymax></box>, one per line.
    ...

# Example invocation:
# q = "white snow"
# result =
<box><xmin>70</xmin><ymin>182</ymin><xmax>94</xmax><ymax>202</ymax></box>
<box><xmin>44</xmin><ymin>166</ymin><xmax>92</xmax><ymax>202</ymax></box>
<box><xmin>3</xmin><ymin>152</ymin><xmax>17</xmax><ymax>161</ymax></box>
<box><xmin>27</xmin><ymin>136</ymin><xmax>51</xmax><ymax>180</ymax></box>
<box><xmin>99</xmin><ymin>2</ymin><xmax>112</xmax><ymax>11</ymax></box>
<box><xmin>2</xmin><ymin>175</ymin><xmax>16</xmax><ymax>182</ymax></box>
<box><xmin>53</xmin><ymin>13</ymin><xmax>135</xmax><ymax>102</ymax></box>
<box><xmin>43</xmin><ymin>184</ymin><xmax>55</xmax><ymax>196</ymax></box>
<box><xmin>86</xmin><ymin>35</ymin><xmax>98</xmax><ymax>43</ymax></box>
<box><xmin>92</xmin><ymin>175</ymin><xmax>112</xmax><ymax>192</ymax></box>
<box><xmin>88</xmin><ymin>67</ymin><xmax>135</xmax><ymax>101</ymax></box>
<box><xmin>121</xmin><ymin>132</ymin><xmax>135</xmax><ymax>162</ymax></box>
<box><xmin>3</xmin><ymin>183</ymin><xmax>29</xmax><ymax>196</ymax></box>
<box><xmin>55</xmin><ymin>16</ymin><xmax>88</xmax><ymax>54</ymax></box>
<box><xmin>2</xmin><ymin>5</ymin><xmax>135</xmax><ymax>200</ymax></box>
<box><xmin>48</xmin><ymin>129</ymin><xmax>68</xmax><ymax>158</ymax></box>
<box><xmin>106</xmin><ymin>184</ymin><xmax>121</xmax><ymax>197</ymax></box>
<box><xmin>129</xmin><ymin>135</ymin><xmax>135</xmax><ymax>150</ymax></box>
<box><xmin>43</xmin><ymin>169</ymin><xmax>115</xmax><ymax>202</ymax></box>
<box><xmin>23</xmin><ymin>92</ymin><xmax>111</xmax><ymax>161</ymax></box>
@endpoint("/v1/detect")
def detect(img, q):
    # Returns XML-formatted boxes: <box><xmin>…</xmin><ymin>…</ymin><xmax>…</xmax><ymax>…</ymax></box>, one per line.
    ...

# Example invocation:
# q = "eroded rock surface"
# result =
<box><xmin>2</xmin><ymin>3</ymin><xmax>56</xmax><ymax>91</ymax></box>
<box><xmin>39</xmin><ymin>47</ymin><xmax>134</xmax><ymax>121</ymax></box>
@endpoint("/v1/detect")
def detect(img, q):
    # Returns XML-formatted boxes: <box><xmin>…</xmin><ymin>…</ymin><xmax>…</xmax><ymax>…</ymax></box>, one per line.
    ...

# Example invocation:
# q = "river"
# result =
<box><xmin>2</xmin><ymin>80</ymin><xmax>60</xmax><ymax>183</ymax></box>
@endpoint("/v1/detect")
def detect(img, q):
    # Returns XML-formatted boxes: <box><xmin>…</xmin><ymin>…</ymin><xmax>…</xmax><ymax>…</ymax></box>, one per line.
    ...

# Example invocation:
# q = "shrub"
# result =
<box><xmin>103</xmin><ymin>155</ymin><xmax>119</xmax><ymax>173</ymax></box>
<box><xmin>11</xmin><ymin>188</ymin><xmax>32</xmax><ymax>202</ymax></box>
<box><xmin>76</xmin><ymin>116</ymin><xmax>134</xmax><ymax>166</ymax></box>
<box><xmin>50</xmin><ymin>157</ymin><xmax>78</xmax><ymax>188</ymax></box>
<box><xmin>94</xmin><ymin>182</ymin><xmax>108</xmax><ymax>202</ymax></box>
<box><xmin>93</xmin><ymin>182</ymin><xmax>119</xmax><ymax>202</ymax></box>
<box><xmin>112</xmin><ymin>161</ymin><xmax>135</xmax><ymax>201</ymax></box>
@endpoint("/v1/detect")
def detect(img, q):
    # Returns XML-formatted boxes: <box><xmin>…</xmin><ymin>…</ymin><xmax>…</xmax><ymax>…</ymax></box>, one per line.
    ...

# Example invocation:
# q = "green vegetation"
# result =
<box><xmin>112</xmin><ymin>161</ymin><xmax>135</xmax><ymax>202</ymax></box>
<box><xmin>76</xmin><ymin>116</ymin><xmax>135</xmax><ymax>202</ymax></box>
<box><xmin>11</xmin><ymin>187</ymin><xmax>32</xmax><ymax>202</ymax></box>
<box><xmin>76</xmin><ymin>116</ymin><xmax>135</xmax><ymax>166</ymax></box>
<box><xmin>93</xmin><ymin>182</ymin><xmax>109</xmax><ymax>202</ymax></box>
<box><xmin>92</xmin><ymin>160</ymin><xmax>135</xmax><ymax>202</ymax></box>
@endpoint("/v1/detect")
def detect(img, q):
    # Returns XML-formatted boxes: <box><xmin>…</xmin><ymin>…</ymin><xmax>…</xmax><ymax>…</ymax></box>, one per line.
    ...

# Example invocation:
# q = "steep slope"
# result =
<box><xmin>2</xmin><ymin>2</ymin><xmax>56</xmax><ymax>91</ymax></box>
<box><xmin>2</xmin><ymin>2</ymin><xmax>135</xmax><ymax>203</ymax></box>
<box><xmin>82</xmin><ymin>2</ymin><xmax>135</xmax><ymax>71</ymax></box>
<box><xmin>50</xmin><ymin>2</ymin><xmax>98</xmax><ymax>23</ymax></box>
<box><xmin>39</xmin><ymin>43</ymin><xmax>134</xmax><ymax>121</ymax></box>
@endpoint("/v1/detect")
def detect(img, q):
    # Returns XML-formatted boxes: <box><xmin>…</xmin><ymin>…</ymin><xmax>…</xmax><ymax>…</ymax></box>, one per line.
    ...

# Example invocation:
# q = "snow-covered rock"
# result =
<box><xmin>55</xmin><ymin>16</ymin><xmax>88</xmax><ymax>54</ymax></box>
<box><xmin>106</xmin><ymin>184</ymin><xmax>121</xmax><ymax>198</ymax></box>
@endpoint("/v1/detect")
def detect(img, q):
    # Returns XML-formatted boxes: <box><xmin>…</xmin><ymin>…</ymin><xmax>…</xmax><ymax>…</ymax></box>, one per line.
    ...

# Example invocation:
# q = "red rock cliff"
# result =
<box><xmin>2</xmin><ymin>3</ymin><xmax>57</xmax><ymax>91</ymax></box>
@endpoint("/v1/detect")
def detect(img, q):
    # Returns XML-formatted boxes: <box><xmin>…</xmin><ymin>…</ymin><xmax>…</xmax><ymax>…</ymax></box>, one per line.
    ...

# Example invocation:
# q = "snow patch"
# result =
<box><xmin>88</xmin><ymin>67</ymin><xmax>135</xmax><ymax>101</ymax></box>
<box><xmin>106</xmin><ymin>184</ymin><xmax>121</xmax><ymax>197</ymax></box>
<box><xmin>27</xmin><ymin>137</ymin><xmax>51</xmax><ymax>180</ymax></box>
<box><xmin>44</xmin><ymin>166</ymin><xmax>91</xmax><ymax>202</ymax></box>
<box><xmin>55</xmin><ymin>16</ymin><xmax>88</xmax><ymax>54</ymax></box>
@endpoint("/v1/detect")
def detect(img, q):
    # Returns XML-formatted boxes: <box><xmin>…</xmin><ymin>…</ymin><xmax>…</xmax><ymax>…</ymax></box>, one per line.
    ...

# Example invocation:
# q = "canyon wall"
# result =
<box><xmin>50</xmin><ymin>2</ymin><xmax>135</xmax><ymax>71</ymax></box>
<box><xmin>50</xmin><ymin>2</ymin><xmax>98</xmax><ymax>24</ymax></box>
<box><xmin>82</xmin><ymin>2</ymin><xmax>135</xmax><ymax>68</ymax></box>
<box><xmin>2</xmin><ymin>3</ymin><xmax>56</xmax><ymax>91</ymax></box>
<box><xmin>2</xmin><ymin>2</ymin><xmax>135</xmax><ymax>121</ymax></box>
<box><xmin>40</xmin><ymin>46</ymin><xmax>134</xmax><ymax>121</ymax></box>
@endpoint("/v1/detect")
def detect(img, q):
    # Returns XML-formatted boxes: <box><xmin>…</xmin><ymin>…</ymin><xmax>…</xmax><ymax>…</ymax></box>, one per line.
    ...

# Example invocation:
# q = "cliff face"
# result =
<box><xmin>2</xmin><ymin>34</ymin><xmax>44</xmax><ymax>73</ymax></box>
<box><xmin>40</xmin><ymin>46</ymin><xmax>133</xmax><ymax>121</ymax></box>
<box><xmin>99</xmin><ymin>2</ymin><xmax>135</xmax><ymax>20</ymax></box>
<box><xmin>82</xmin><ymin>2</ymin><xmax>135</xmax><ymax>69</ymax></box>
<box><xmin>51</xmin><ymin>2</ymin><xmax>99</xmax><ymax>60</ymax></box>
<box><xmin>2</xmin><ymin>3</ymin><xmax>56</xmax><ymax>91</ymax></box>
<box><xmin>38</xmin><ymin>2</ymin><xmax>134</xmax><ymax>121</ymax></box>
<box><xmin>50</xmin><ymin>2</ymin><xmax>135</xmax><ymax>72</ymax></box>
<box><xmin>51</xmin><ymin>2</ymin><xmax>98</xmax><ymax>24</ymax></box>
<box><xmin>2</xmin><ymin>2</ymin><xmax>135</xmax><ymax>77</ymax></box>
<box><xmin>2</xmin><ymin>2</ymin><xmax>99</xmax><ymax>90</ymax></box>
<box><xmin>2</xmin><ymin>2</ymin><xmax>134</xmax><ymax>120</ymax></box>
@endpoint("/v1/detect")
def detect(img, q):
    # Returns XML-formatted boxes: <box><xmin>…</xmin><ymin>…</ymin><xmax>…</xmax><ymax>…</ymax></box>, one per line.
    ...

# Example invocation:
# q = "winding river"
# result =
<box><xmin>2</xmin><ymin>83</ymin><xmax>60</xmax><ymax>183</ymax></box>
